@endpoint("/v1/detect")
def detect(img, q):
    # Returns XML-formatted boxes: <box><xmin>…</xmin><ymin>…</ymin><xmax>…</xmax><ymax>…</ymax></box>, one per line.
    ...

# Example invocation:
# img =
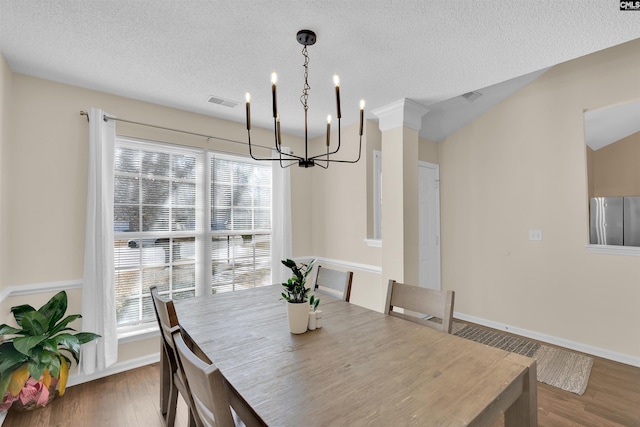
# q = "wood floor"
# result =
<box><xmin>3</xmin><ymin>345</ymin><xmax>640</xmax><ymax>426</ymax></box>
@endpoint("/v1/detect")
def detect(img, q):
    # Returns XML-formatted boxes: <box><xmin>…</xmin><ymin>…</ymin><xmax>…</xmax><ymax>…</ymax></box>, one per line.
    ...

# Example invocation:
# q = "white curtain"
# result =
<box><xmin>271</xmin><ymin>148</ymin><xmax>293</xmax><ymax>284</ymax></box>
<box><xmin>80</xmin><ymin>108</ymin><xmax>117</xmax><ymax>375</ymax></box>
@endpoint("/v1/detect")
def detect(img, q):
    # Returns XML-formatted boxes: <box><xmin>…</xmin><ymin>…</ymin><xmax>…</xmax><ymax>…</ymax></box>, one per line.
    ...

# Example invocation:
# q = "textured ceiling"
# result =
<box><xmin>1</xmin><ymin>1</ymin><xmax>639</xmax><ymax>141</ymax></box>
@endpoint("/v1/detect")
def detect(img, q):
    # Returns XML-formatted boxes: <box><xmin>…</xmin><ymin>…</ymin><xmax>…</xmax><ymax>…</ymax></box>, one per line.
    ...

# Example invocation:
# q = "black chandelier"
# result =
<box><xmin>245</xmin><ymin>29</ymin><xmax>364</xmax><ymax>168</ymax></box>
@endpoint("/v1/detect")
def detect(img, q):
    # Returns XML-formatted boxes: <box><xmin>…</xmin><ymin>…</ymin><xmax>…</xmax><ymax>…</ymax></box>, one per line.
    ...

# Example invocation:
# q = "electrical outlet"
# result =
<box><xmin>529</xmin><ymin>229</ymin><xmax>543</xmax><ymax>241</ymax></box>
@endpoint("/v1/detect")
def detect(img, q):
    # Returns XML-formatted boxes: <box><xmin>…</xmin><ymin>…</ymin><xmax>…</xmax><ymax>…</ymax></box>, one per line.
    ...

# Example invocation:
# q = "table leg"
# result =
<box><xmin>504</xmin><ymin>354</ymin><xmax>538</xmax><ymax>427</ymax></box>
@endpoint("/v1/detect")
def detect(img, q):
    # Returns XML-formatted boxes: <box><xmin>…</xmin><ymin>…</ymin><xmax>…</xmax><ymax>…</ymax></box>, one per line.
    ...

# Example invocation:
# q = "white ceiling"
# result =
<box><xmin>584</xmin><ymin>100</ymin><xmax>640</xmax><ymax>151</ymax></box>
<box><xmin>1</xmin><ymin>1</ymin><xmax>639</xmax><ymax>141</ymax></box>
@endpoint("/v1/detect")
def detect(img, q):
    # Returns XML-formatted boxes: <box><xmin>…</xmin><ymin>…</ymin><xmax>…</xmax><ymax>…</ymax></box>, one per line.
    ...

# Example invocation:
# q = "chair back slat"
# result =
<box><xmin>314</xmin><ymin>266</ymin><xmax>353</xmax><ymax>302</ymax></box>
<box><xmin>173</xmin><ymin>330</ymin><xmax>236</xmax><ymax>427</ymax></box>
<box><xmin>384</xmin><ymin>280</ymin><xmax>455</xmax><ymax>333</ymax></box>
<box><xmin>150</xmin><ymin>286</ymin><xmax>180</xmax><ymax>370</ymax></box>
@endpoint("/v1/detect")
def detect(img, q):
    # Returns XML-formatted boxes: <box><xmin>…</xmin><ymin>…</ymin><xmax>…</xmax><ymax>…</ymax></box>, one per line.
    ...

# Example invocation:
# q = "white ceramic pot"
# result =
<box><xmin>308</xmin><ymin>310</ymin><xmax>317</xmax><ymax>330</ymax></box>
<box><xmin>287</xmin><ymin>302</ymin><xmax>309</xmax><ymax>334</ymax></box>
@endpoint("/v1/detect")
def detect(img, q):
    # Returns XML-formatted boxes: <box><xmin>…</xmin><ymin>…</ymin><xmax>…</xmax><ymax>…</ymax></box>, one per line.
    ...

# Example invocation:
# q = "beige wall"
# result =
<box><xmin>419</xmin><ymin>136</ymin><xmax>439</xmax><ymax>164</ymax></box>
<box><xmin>0</xmin><ymin>53</ymin><xmax>12</xmax><ymax>292</ymax></box>
<box><xmin>439</xmin><ymin>38</ymin><xmax>640</xmax><ymax>358</ymax></box>
<box><xmin>308</xmin><ymin>120</ymin><xmax>382</xmax><ymax>310</ymax></box>
<box><xmin>589</xmin><ymin>131</ymin><xmax>640</xmax><ymax>197</ymax></box>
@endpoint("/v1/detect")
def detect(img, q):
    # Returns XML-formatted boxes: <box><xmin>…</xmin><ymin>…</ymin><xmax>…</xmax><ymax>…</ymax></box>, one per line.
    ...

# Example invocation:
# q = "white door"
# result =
<box><xmin>419</xmin><ymin>162</ymin><xmax>441</xmax><ymax>290</ymax></box>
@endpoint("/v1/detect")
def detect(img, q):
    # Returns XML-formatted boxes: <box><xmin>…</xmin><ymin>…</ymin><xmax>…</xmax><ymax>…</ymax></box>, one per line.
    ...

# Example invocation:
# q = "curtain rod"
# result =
<box><xmin>79</xmin><ymin>110</ymin><xmax>274</xmax><ymax>151</ymax></box>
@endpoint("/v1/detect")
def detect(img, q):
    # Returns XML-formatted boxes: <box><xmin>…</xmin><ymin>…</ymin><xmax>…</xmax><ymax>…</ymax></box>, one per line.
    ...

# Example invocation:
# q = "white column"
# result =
<box><xmin>372</xmin><ymin>99</ymin><xmax>428</xmax><ymax>291</ymax></box>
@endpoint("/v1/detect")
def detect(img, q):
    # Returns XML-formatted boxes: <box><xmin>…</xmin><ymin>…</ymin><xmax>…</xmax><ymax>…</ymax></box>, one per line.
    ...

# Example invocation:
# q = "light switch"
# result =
<box><xmin>529</xmin><ymin>229</ymin><xmax>543</xmax><ymax>241</ymax></box>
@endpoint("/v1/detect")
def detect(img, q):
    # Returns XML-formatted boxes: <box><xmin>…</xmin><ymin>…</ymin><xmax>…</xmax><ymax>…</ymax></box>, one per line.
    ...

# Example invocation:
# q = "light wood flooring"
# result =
<box><xmin>3</xmin><ymin>336</ymin><xmax>640</xmax><ymax>426</ymax></box>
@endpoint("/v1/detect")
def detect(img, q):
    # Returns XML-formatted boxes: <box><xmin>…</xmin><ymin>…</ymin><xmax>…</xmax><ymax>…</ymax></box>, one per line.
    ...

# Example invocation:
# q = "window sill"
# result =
<box><xmin>364</xmin><ymin>239</ymin><xmax>382</xmax><ymax>248</ymax></box>
<box><xmin>117</xmin><ymin>324</ymin><xmax>160</xmax><ymax>344</ymax></box>
<box><xmin>586</xmin><ymin>244</ymin><xmax>640</xmax><ymax>257</ymax></box>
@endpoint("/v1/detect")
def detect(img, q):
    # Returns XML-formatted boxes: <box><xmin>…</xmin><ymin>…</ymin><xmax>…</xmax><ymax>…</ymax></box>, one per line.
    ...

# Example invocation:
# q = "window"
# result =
<box><xmin>209</xmin><ymin>155</ymin><xmax>272</xmax><ymax>293</ymax></box>
<box><xmin>113</xmin><ymin>137</ymin><xmax>272</xmax><ymax>327</ymax></box>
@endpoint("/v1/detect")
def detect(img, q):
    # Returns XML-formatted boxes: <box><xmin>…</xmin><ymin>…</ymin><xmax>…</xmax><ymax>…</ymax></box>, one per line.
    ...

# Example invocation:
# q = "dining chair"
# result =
<box><xmin>313</xmin><ymin>265</ymin><xmax>354</xmax><ymax>302</ymax></box>
<box><xmin>384</xmin><ymin>279</ymin><xmax>455</xmax><ymax>333</ymax></box>
<box><xmin>150</xmin><ymin>286</ymin><xmax>197</xmax><ymax>427</ymax></box>
<box><xmin>172</xmin><ymin>327</ymin><xmax>267</xmax><ymax>427</ymax></box>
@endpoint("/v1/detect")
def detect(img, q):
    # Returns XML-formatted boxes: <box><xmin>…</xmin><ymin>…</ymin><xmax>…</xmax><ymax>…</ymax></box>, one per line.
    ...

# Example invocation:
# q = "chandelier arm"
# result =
<box><xmin>308</xmin><ymin>118</ymin><xmax>343</xmax><ymax>161</ymax></box>
<box><xmin>246</xmin><ymin>129</ymin><xmax>302</xmax><ymax>162</ymax></box>
<box><xmin>273</xmin><ymin>117</ymin><xmax>304</xmax><ymax>160</ymax></box>
<box><xmin>313</xmin><ymin>134</ymin><xmax>363</xmax><ymax>164</ymax></box>
<box><xmin>312</xmin><ymin>160</ymin><xmax>329</xmax><ymax>169</ymax></box>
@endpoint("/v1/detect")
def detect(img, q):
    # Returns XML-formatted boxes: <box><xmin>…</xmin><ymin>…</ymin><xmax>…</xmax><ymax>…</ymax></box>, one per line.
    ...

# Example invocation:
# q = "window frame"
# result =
<box><xmin>114</xmin><ymin>137</ymin><xmax>273</xmax><ymax>335</ymax></box>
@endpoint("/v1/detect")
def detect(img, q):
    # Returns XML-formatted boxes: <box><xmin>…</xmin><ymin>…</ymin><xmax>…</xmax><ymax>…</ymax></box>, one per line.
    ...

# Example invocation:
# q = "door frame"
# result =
<box><xmin>418</xmin><ymin>161</ymin><xmax>441</xmax><ymax>290</ymax></box>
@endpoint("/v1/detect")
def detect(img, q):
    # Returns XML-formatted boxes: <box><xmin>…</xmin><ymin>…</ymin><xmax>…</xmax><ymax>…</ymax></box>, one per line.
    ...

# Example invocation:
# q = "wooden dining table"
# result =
<box><xmin>173</xmin><ymin>285</ymin><xmax>537</xmax><ymax>426</ymax></box>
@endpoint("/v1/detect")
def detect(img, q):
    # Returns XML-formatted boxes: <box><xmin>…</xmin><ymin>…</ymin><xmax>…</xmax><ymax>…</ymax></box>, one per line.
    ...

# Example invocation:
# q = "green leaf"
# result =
<box><xmin>0</xmin><ymin>370</ymin><xmax>13</xmax><ymax>401</ymax></box>
<box><xmin>0</xmin><ymin>343</ymin><xmax>28</xmax><ymax>378</ymax></box>
<box><xmin>281</xmin><ymin>259</ymin><xmax>296</xmax><ymax>269</ymax></box>
<box><xmin>48</xmin><ymin>356</ymin><xmax>61</xmax><ymax>379</ymax></box>
<box><xmin>13</xmin><ymin>335</ymin><xmax>48</xmax><ymax>356</ymax></box>
<box><xmin>20</xmin><ymin>311</ymin><xmax>49</xmax><ymax>336</ymax></box>
<box><xmin>38</xmin><ymin>291</ymin><xmax>68</xmax><ymax>331</ymax></box>
<box><xmin>54</xmin><ymin>334</ymin><xmax>81</xmax><ymax>357</ymax></box>
<box><xmin>49</xmin><ymin>314</ymin><xmax>81</xmax><ymax>336</ymax></box>
<box><xmin>310</xmin><ymin>295</ymin><xmax>320</xmax><ymax>311</ymax></box>
<box><xmin>9</xmin><ymin>304</ymin><xmax>36</xmax><ymax>327</ymax></box>
<box><xmin>73</xmin><ymin>332</ymin><xmax>101</xmax><ymax>345</ymax></box>
<box><xmin>0</xmin><ymin>324</ymin><xmax>22</xmax><ymax>335</ymax></box>
<box><xmin>41</xmin><ymin>337</ymin><xmax>60</xmax><ymax>354</ymax></box>
<box><xmin>27</xmin><ymin>360</ymin><xmax>46</xmax><ymax>381</ymax></box>
<box><xmin>31</xmin><ymin>348</ymin><xmax>60</xmax><ymax>378</ymax></box>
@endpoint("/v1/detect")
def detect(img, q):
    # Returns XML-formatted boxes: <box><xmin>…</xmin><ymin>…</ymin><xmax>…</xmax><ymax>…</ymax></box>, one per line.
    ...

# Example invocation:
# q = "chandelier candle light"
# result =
<box><xmin>245</xmin><ymin>29</ymin><xmax>364</xmax><ymax>168</ymax></box>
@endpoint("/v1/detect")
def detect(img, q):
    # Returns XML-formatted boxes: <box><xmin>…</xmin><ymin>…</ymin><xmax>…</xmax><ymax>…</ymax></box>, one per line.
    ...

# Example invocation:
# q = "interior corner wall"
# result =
<box><xmin>439</xmin><ymin>38</ymin><xmax>640</xmax><ymax>359</ymax></box>
<box><xmin>307</xmin><ymin>121</ymin><xmax>383</xmax><ymax>311</ymax></box>
<box><xmin>419</xmin><ymin>136</ymin><xmax>439</xmax><ymax>164</ymax></box>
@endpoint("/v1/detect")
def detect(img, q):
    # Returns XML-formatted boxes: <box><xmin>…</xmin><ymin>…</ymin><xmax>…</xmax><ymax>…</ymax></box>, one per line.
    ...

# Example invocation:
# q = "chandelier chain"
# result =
<box><xmin>300</xmin><ymin>45</ymin><xmax>310</xmax><ymax>112</ymax></box>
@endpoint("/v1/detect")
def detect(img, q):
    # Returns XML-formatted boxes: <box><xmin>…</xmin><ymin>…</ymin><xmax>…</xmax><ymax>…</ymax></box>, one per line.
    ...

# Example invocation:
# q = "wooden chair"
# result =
<box><xmin>172</xmin><ymin>327</ymin><xmax>267</xmax><ymax>427</ymax></box>
<box><xmin>150</xmin><ymin>286</ymin><xmax>197</xmax><ymax>427</ymax></box>
<box><xmin>384</xmin><ymin>279</ymin><xmax>455</xmax><ymax>333</ymax></box>
<box><xmin>313</xmin><ymin>265</ymin><xmax>354</xmax><ymax>302</ymax></box>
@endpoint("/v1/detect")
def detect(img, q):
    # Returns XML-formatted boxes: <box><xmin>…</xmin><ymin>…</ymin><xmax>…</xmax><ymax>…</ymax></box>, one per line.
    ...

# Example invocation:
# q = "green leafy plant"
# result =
<box><xmin>0</xmin><ymin>291</ymin><xmax>101</xmax><ymax>402</ymax></box>
<box><xmin>281</xmin><ymin>258</ymin><xmax>316</xmax><ymax>303</ymax></box>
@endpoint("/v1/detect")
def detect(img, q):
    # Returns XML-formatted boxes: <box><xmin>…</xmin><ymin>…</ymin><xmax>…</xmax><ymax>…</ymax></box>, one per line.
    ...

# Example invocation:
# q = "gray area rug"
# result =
<box><xmin>453</xmin><ymin>323</ymin><xmax>594</xmax><ymax>395</ymax></box>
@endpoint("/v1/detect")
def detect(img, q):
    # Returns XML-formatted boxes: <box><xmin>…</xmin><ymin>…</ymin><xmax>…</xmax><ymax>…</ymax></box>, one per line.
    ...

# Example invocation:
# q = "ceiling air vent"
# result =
<box><xmin>461</xmin><ymin>91</ymin><xmax>482</xmax><ymax>102</ymax></box>
<box><xmin>207</xmin><ymin>95</ymin><xmax>239</xmax><ymax>108</ymax></box>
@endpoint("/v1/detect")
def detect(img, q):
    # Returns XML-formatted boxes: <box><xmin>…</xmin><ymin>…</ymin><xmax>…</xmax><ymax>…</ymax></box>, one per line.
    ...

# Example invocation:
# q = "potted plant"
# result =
<box><xmin>281</xmin><ymin>258</ymin><xmax>316</xmax><ymax>334</ymax></box>
<box><xmin>0</xmin><ymin>290</ymin><xmax>100</xmax><ymax>412</ymax></box>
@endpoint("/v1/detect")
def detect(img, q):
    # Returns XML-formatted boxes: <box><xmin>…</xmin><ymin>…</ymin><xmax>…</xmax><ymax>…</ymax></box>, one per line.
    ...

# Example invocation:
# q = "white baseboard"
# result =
<box><xmin>66</xmin><ymin>353</ymin><xmax>160</xmax><ymax>388</ymax></box>
<box><xmin>454</xmin><ymin>312</ymin><xmax>640</xmax><ymax>368</ymax></box>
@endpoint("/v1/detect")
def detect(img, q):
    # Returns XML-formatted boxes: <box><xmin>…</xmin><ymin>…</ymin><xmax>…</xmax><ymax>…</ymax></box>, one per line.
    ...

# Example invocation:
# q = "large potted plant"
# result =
<box><xmin>0</xmin><ymin>291</ymin><xmax>100</xmax><ymax>412</ymax></box>
<box><xmin>281</xmin><ymin>258</ymin><xmax>316</xmax><ymax>334</ymax></box>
